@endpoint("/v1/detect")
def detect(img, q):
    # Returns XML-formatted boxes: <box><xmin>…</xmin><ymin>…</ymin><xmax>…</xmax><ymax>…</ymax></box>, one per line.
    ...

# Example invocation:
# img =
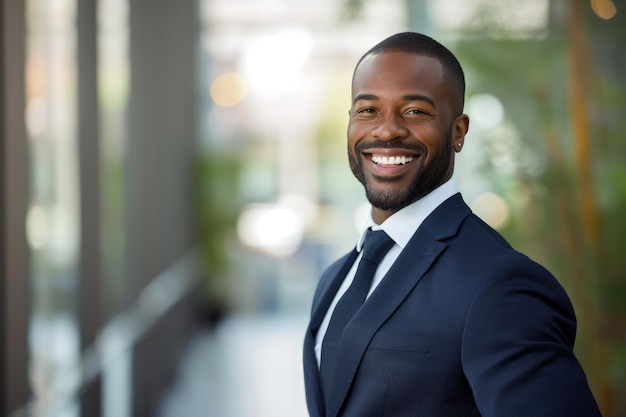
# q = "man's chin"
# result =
<box><xmin>365</xmin><ymin>189</ymin><xmax>412</xmax><ymax>213</ymax></box>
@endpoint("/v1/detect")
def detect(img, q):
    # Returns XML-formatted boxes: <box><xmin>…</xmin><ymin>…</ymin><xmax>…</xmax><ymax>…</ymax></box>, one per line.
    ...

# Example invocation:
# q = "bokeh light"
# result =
<box><xmin>237</xmin><ymin>203</ymin><xmax>304</xmax><ymax>258</ymax></box>
<box><xmin>210</xmin><ymin>72</ymin><xmax>247</xmax><ymax>107</ymax></box>
<box><xmin>591</xmin><ymin>0</ymin><xmax>617</xmax><ymax>20</ymax></box>
<box><xmin>468</xmin><ymin>93</ymin><xmax>505</xmax><ymax>130</ymax></box>
<box><xmin>241</xmin><ymin>27</ymin><xmax>312</xmax><ymax>95</ymax></box>
<box><xmin>470</xmin><ymin>192</ymin><xmax>510</xmax><ymax>229</ymax></box>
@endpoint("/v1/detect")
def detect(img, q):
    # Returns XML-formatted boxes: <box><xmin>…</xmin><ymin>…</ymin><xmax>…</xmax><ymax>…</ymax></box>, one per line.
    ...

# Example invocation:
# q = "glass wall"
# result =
<box><xmin>2</xmin><ymin>0</ymin><xmax>200</xmax><ymax>416</ymax></box>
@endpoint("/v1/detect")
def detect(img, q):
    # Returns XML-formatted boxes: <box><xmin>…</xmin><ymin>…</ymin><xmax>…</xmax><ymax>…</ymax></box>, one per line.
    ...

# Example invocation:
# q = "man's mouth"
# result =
<box><xmin>371</xmin><ymin>154</ymin><xmax>414</xmax><ymax>165</ymax></box>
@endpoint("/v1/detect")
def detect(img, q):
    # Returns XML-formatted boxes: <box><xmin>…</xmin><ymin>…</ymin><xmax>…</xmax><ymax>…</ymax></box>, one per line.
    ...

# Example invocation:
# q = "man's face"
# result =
<box><xmin>347</xmin><ymin>51</ymin><xmax>467</xmax><ymax>223</ymax></box>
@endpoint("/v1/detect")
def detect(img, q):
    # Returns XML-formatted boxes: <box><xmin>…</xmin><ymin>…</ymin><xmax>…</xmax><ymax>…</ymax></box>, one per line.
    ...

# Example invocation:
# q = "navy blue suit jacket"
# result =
<box><xmin>303</xmin><ymin>194</ymin><xmax>601</xmax><ymax>417</ymax></box>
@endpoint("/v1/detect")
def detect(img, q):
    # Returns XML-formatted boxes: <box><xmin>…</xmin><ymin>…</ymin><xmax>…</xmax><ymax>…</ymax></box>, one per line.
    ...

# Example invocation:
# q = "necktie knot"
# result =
<box><xmin>361</xmin><ymin>229</ymin><xmax>395</xmax><ymax>265</ymax></box>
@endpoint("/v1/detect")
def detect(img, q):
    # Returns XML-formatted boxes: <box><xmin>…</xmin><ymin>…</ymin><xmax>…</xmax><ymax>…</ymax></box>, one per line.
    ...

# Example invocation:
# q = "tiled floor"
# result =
<box><xmin>158</xmin><ymin>313</ymin><xmax>310</xmax><ymax>417</ymax></box>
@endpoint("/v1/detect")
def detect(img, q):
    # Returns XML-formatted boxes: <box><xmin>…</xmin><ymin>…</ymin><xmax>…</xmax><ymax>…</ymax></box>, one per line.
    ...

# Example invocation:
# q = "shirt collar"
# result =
<box><xmin>357</xmin><ymin>179</ymin><xmax>458</xmax><ymax>251</ymax></box>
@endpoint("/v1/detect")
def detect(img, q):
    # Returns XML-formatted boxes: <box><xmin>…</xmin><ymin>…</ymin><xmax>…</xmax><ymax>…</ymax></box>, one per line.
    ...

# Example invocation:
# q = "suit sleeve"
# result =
<box><xmin>461</xmin><ymin>257</ymin><xmax>602</xmax><ymax>417</ymax></box>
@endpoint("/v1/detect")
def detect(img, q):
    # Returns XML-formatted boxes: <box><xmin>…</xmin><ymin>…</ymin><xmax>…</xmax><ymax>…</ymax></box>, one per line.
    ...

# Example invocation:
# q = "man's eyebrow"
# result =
<box><xmin>352</xmin><ymin>93</ymin><xmax>436</xmax><ymax>108</ymax></box>
<box><xmin>352</xmin><ymin>94</ymin><xmax>379</xmax><ymax>105</ymax></box>
<box><xmin>402</xmin><ymin>94</ymin><xmax>436</xmax><ymax>108</ymax></box>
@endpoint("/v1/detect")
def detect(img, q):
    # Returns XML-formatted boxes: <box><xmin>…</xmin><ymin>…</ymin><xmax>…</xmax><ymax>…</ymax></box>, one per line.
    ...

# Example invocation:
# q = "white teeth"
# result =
<box><xmin>372</xmin><ymin>155</ymin><xmax>414</xmax><ymax>165</ymax></box>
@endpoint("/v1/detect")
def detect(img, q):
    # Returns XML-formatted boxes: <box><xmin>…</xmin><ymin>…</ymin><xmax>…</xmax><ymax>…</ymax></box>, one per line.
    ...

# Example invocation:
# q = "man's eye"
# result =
<box><xmin>406</xmin><ymin>109</ymin><xmax>427</xmax><ymax>115</ymax></box>
<box><xmin>358</xmin><ymin>108</ymin><xmax>376</xmax><ymax>114</ymax></box>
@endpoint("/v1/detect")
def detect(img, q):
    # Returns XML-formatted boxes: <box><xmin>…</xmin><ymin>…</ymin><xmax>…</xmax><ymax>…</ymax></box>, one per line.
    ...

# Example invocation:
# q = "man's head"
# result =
<box><xmin>348</xmin><ymin>32</ymin><xmax>470</xmax><ymax>224</ymax></box>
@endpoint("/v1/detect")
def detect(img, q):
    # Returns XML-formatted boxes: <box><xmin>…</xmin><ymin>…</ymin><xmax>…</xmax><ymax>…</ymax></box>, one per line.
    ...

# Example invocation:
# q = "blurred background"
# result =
<box><xmin>1</xmin><ymin>0</ymin><xmax>625</xmax><ymax>416</ymax></box>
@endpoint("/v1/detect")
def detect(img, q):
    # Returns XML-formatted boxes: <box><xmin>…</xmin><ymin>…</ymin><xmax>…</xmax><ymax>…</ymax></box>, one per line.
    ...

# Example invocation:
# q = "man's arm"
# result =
<box><xmin>461</xmin><ymin>257</ymin><xmax>602</xmax><ymax>416</ymax></box>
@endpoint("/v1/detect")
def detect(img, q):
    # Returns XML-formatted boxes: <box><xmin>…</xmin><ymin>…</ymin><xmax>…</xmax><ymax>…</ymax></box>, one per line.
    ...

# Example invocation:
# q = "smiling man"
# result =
<box><xmin>302</xmin><ymin>32</ymin><xmax>601</xmax><ymax>417</ymax></box>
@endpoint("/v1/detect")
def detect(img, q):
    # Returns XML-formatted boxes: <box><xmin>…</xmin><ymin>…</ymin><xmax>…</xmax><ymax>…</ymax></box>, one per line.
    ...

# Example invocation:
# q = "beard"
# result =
<box><xmin>348</xmin><ymin>131</ymin><xmax>453</xmax><ymax>212</ymax></box>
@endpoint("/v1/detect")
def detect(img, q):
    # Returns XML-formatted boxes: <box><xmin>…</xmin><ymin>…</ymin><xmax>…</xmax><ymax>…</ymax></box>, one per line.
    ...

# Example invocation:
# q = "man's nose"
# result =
<box><xmin>371</xmin><ymin>113</ymin><xmax>408</xmax><ymax>141</ymax></box>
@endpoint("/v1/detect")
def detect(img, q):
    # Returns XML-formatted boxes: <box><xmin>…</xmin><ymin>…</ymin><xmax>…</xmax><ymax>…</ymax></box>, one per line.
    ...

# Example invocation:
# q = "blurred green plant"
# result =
<box><xmin>193</xmin><ymin>151</ymin><xmax>241</xmax><ymax>314</ymax></box>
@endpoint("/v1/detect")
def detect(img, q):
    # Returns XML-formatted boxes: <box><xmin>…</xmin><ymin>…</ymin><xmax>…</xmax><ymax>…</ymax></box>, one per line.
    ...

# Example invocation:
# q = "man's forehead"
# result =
<box><xmin>355</xmin><ymin>51</ymin><xmax>441</xmax><ymax>72</ymax></box>
<box><xmin>351</xmin><ymin>52</ymin><xmax>445</xmax><ymax>92</ymax></box>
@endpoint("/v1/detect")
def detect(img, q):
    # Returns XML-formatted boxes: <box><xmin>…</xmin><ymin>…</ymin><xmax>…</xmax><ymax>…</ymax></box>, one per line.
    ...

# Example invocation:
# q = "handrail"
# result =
<box><xmin>10</xmin><ymin>249</ymin><xmax>200</xmax><ymax>417</ymax></box>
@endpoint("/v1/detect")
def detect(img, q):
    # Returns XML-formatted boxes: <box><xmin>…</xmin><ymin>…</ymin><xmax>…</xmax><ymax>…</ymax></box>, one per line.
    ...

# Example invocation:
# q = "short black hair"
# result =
<box><xmin>354</xmin><ymin>32</ymin><xmax>466</xmax><ymax>114</ymax></box>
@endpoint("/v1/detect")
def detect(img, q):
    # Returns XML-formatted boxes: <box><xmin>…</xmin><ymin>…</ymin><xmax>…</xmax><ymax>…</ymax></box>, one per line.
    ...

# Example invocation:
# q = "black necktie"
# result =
<box><xmin>319</xmin><ymin>228</ymin><xmax>395</xmax><ymax>397</ymax></box>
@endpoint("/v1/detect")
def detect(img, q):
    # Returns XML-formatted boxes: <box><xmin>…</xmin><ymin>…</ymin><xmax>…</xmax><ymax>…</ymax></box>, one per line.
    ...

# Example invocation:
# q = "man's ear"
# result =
<box><xmin>453</xmin><ymin>114</ymin><xmax>470</xmax><ymax>153</ymax></box>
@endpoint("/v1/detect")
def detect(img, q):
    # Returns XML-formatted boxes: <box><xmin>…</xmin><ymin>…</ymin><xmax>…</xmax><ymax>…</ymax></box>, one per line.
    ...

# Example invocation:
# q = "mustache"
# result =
<box><xmin>357</xmin><ymin>139</ymin><xmax>425</xmax><ymax>153</ymax></box>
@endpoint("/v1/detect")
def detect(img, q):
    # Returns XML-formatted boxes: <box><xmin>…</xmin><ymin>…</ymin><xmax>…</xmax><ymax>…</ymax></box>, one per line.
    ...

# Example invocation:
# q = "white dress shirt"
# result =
<box><xmin>314</xmin><ymin>179</ymin><xmax>458</xmax><ymax>366</ymax></box>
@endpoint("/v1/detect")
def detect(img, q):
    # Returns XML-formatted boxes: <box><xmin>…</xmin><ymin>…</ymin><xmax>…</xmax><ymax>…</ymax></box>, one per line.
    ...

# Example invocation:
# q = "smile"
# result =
<box><xmin>371</xmin><ymin>154</ymin><xmax>414</xmax><ymax>165</ymax></box>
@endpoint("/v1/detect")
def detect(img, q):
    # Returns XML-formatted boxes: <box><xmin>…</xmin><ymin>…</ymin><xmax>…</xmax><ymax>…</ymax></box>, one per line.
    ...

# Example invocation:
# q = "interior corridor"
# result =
<box><xmin>158</xmin><ymin>313</ymin><xmax>309</xmax><ymax>417</ymax></box>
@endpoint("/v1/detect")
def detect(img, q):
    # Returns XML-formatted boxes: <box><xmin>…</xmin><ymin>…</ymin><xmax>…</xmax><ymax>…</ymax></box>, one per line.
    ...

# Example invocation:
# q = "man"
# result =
<box><xmin>302</xmin><ymin>32</ymin><xmax>602</xmax><ymax>417</ymax></box>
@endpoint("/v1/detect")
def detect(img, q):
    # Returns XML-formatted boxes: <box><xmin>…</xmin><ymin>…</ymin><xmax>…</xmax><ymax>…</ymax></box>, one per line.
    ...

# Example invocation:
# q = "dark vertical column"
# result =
<box><xmin>76</xmin><ymin>0</ymin><xmax>102</xmax><ymax>416</ymax></box>
<box><xmin>1</xmin><ymin>0</ymin><xmax>30</xmax><ymax>415</ymax></box>
<box><xmin>127</xmin><ymin>0</ymin><xmax>199</xmax><ymax>415</ymax></box>
<box><xmin>0</xmin><ymin>0</ymin><xmax>5</xmax><ymax>411</ymax></box>
<box><xmin>127</xmin><ymin>0</ymin><xmax>198</xmax><ymax>297</ymax></box>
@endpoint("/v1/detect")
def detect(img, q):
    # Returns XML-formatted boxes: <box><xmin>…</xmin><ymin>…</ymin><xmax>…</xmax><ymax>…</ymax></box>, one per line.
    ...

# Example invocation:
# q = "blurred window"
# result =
<box><xmin>25</xmin><ymin>0</ymin><xmax>80</xmax><ymax>413</ymax></box>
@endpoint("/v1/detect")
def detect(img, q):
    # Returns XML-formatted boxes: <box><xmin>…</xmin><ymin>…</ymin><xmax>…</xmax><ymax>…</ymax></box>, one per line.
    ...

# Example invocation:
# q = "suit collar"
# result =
<box><xmin>421</xmin><ymin>193</ymin><xmax>470</xmax><ymax>241</ymax></box>
<box><xmin>363</xmin><ymin>180</ymin><xmax>459</xmax><ymax>251</ymax></box>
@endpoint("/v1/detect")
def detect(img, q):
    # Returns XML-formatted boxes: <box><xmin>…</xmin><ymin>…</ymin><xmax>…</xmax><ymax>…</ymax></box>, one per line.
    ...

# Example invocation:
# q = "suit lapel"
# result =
<box><xmin>303</xmin><ymin>249</ymin><xmax>358</xmax><ymax>417</ymax></box>
<box><xmin>325</xmin><ymin>194</ymin><xmax>471</xmax><ymax>417</ymax></box>
<box><xmin>309</xmin><ymin>250</ymin><xmax>359</xmax><ymax>332</ymax></box>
